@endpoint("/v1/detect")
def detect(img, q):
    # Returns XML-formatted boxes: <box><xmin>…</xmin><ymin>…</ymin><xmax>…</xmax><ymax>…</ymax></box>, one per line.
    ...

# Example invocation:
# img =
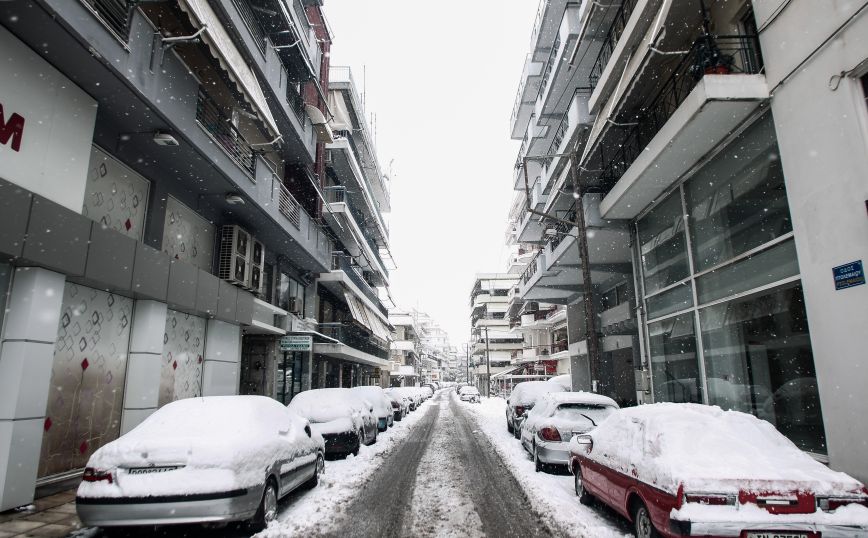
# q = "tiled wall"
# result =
<box><xmin>158</xmin><ymin>310</ymin><xmax>207</xmax><ymax>406</ymax></box>
<box><xmin>82</xmin><ymin>146</ymin><xmax>149</xmax><ymax>241</ymax></box>
<box><xmin>162</xmin><ymin>196</ymin><xmax>215</xmax><ymax>271</ymax></box>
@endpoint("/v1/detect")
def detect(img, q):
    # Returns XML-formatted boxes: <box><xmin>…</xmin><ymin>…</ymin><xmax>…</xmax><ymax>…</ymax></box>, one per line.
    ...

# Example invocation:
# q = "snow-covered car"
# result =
<box><xmin>519</xmin><ymin>392</ymin><xmax>618</xmax><ymax>472</ymax></box>
<box><xmin>386</xmin><ymin>391</ymin><xmax>408</xmax><ymax>421</ymax></box>
<box><xmin>547</xmin><ymin>374</ymin><xmax>573</xmax><ymax>391</ymax></box>
<box><xmin>75</xmin><ymin>396</ymin><xmax>324</xmax><ymax>531</ymax></box>
<box><xmin>568</xmin><ymin>403</ymin><xmax>868</xmax><ymax>538</ymax></box>
<box><xmin>384</xmin><ymin>387</ymin><xmax>415</xmax><ymax>413</ymax></box>
<box><xmin>420</xmin><ymin>385</ymin><xmax>435</xmax><ymax>400</ymax></box>
<box><xmin>288</xmin><ymin>388</ymin><xmax>378</xmax><ymax>457</ymax></box>
<box><xmin>351</xmin><ymin>385</ymin><xmax>394</xmax><ymax>431</ymax></box>
<box><xmin>458</xmin><ymin>386</ymin><xmax>480</xmax><ymax>403</ymax></box>
<box><xmin>505</xmin><ymin>380</ymin><xmax>566</xmax><ymax>438</ymax></box>
<box><xmin>391</xmin><ymin>387</ymin><xmax>423</xmax><ymax>410</ymax></box>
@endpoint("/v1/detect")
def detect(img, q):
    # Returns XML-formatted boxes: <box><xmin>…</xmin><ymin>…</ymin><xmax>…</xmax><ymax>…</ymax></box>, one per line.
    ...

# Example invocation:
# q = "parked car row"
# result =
<box><xmin>494</xmin><ymin>378</ymin><xmax>868</xmax><ymax>538</ymax></box>
<box><xmin>75</xmin><ymin>384</ymin><xmax>437</xmax><ymax>532</ymax></box>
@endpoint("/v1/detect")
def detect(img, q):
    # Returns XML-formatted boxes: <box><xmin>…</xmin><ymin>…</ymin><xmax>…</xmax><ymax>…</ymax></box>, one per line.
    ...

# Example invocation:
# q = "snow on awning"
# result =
<box><xmin>343</xmin><ymin>291</ymin><xmax>391</xmax><ymax>342</ymax></box>
<box><xmin>177</xmin><ymin>0</ymin><xmax>280</xmax><ymax>139</ymax></box>
<box><xmin>327</xmin><ymin>91</ymin><xmax>353</xmax><ymax>132</ymax></box>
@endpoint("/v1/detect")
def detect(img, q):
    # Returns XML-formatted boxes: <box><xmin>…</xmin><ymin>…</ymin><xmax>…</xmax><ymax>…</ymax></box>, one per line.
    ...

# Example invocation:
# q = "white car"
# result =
<box><xmin>458</xmin><ymin>386</ymin><xmax>481</xmax><ymax>403</ymax></box>
<box><xmin>520</xmin><ymin>391</ymin><xmax>618</xmax><ymax>472</ymax></box>
<box><xmin>76</xmin><ymin>396</ymin><xmax>324</xmax><ymax>531</ymax></box>
<box><xmin>351</xmin><ymin>385</ymin><xmax>395</xmax><ymax>431</ymax></box>
<box><xmin>505</xmin><ymin>380</ymin><xmax>566</xmax><ymax>438</ymax></box>
<box><xmin>288</xmin><ymin>388</ymin><xmax>378</xmax><ymax>457</ymax></box>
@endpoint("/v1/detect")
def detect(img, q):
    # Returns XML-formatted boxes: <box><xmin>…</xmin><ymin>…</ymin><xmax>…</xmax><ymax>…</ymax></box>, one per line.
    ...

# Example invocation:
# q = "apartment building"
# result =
<box><xmin>508</xmin><ymin>0</ymin><xmax>868</xmax><ymax>482</ymax></box>
<box><xmin>0</xmin><ymin>0</ymin><xmax>396</xmax><ymax>511</ymax></box>
<box><xmin>388</xmin><ymin>308</ymin><xmax>452</xmax><ymax>386</ymax></box>
<box><xmin>469</xmin><ymin>274</ymin><xmax>524</xmax><ymax>394</ymax></box>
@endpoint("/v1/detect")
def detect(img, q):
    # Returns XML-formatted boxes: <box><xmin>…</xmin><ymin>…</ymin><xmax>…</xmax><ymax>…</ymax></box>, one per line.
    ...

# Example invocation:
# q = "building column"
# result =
<box><xmin>202</xmin><ymin>319</ymin><xmax>241</xmax><ymax>397</ymax></box>
<box><xmin>0</xmin><ymin>267</ymin><xmax>65</xmax><ymax>511</ymax></box>
<box><xmin>120</xmin><ymin>300</ymin><xmax>167</xmax><ymax>435</ymax></box>
<box><xmin>300</xmin><ymin>350</ymin><xmax>313</xmax><ymax>392</ymax></box>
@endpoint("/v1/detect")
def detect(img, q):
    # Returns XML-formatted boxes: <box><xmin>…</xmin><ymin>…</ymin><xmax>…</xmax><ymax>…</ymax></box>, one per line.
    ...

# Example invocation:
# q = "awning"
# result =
<box><xmin>327</xmin><ymin>91</ymin><xmax>353</xmax><ymax>132</ymax></box>
<box><xmin>344</xmin><ymin>291</ymin><xmax>392</xmax><ymax>342</ymax></box>
<box><xmin>178</xmin><ymin>0</ymin><xmax>280</xmax><ymax>139</ymax></box>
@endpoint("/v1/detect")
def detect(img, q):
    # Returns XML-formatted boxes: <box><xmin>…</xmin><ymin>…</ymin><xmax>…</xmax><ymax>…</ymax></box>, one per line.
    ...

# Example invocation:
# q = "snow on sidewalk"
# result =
<box><xmin>258</xmin><ymin>398</ymin><xmax>436</xmax><ymax>537</ymax></box>
<box><xmin>458</xmin><ymin>394</ymin><xmax>632</xmax><ymax>538</ymax></box>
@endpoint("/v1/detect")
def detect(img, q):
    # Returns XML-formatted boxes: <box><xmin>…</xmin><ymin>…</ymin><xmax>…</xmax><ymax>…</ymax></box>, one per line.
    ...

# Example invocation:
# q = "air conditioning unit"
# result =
<box><xmin>218</xmin><ymin>225</ymin><xmax>250</xmax><ymax>287</ymax></box>
<box><xmin>247</xmin><ymin>238</ymin><xmax>265</xmax><ymax>295</ymax></box>
<box><xmin>287</xmin><ymin>296</ymin><xmax>303</xmax><ymax>315</ymax></box>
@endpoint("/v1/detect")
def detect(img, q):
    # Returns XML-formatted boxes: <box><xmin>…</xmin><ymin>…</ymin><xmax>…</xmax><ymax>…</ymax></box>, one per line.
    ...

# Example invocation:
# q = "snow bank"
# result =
<box><xmin>458</xmin><ymin>395</ymin><xmax>631</xmax><ymax>537</ymax></box>
<box><xmin>78</xmin><ymin>396</ymin><xmax>322</xmax><ymax>498</ymax></box>
<box><xmin>575</xmin><ymin>403</ymin><xmax>866</xmax><ymax>496</ymax></box>
<box><xmin>507</xmin><ymin>380</ymin><xmax>565</xmax><ymax>407</ymax></box>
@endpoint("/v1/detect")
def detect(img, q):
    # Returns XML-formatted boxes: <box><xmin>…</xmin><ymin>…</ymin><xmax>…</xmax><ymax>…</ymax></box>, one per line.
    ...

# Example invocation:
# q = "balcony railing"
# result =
<box><xmin>521</xmin><ymin>249</ymin><xmax>543</xmax><ymax>285</ymax></box>
<box><xmin>196</xmin><ymin>88</ymin><xmax>256</xmax><ymax>177</ymax></box>
<box><xmin>276</xmin><ymin>180</ymin><xmax>302</xmax><ymax>229</ymax></box>
<box><xmin>287</xmin><ymin>82</ymin><xmax>306</xmax><ymax>121</ymax></box>
<box><xmin>318</xmin><ymin>322</ymin><xmax>389</xmax><ymax>361</ymax></box>
<box><xmin>536</xmin><ymin>35</ymin><xmax>562</xmax><ymax>101</ymax></box>
<box><xmin>83</xmin><ymin>0</ymin><xmax>133</xmax><ymax>41</ymax></box>
<box><xmin>331</xmin><ymin>253</ymin><xmax>386</xmax><ymax>316</ymax></box>
<box><xmin>592</xmin><ymin>34</ymin><xmax>764</xmax><ymax>191</ymax></box>
<box><xmin>231</xmin><ymin>0</ymin><xmax>267</xmax><ymax>53</ymax></box>
<box><xmin>544</xmin><ymin>206</ymin><xmax>576</xmax><ymax>251</ymax></box>
<box><xmin>588</xmin><ymin>0</ymin><xmax>639</xmax><ymax>89</ymax></box>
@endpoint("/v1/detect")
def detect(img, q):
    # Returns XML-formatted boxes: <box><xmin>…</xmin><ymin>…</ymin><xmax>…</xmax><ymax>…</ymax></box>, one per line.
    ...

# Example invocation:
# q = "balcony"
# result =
<box><xmin>589</xmin><ymin>35</ymin><xmax>768</xmax><ymax>218</ymax></box>
<box><xmin>323</xmin><ymin>186</ymin><xmax>388</xmax><ymax>283</ymax></box>
<box><xmin>534</xmin><ymin>4</ymin><xmax>584</xmax><ymax>118</ymax></box>
<box><xmin>588</xmin><ymin>0</ymin><xmax>639</xmax><ymax>90</ymax></box>
<box><xmin>315</xmin><ymin>322</ymin><xmax>390</xmax><ymax>367</ymax></box>
<box><xmin>329</xmin><ymin>253</ymin><xmax>386</xmax><ymax>316</ymax></box>
<box><xmin>510</xmin><ymin>54</ymin><xmax>545</xmax><ymax>139</ymax></box>
<box><xmin>196</xmin><ymin>88</ymin><xmax>256</xmax><ymax>178</ymax></box>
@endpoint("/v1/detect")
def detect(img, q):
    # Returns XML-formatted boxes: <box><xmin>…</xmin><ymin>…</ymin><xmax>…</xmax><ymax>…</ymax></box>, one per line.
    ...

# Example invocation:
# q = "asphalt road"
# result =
<box><xmin>325</xmin><ymin>390</ymin><xmax>555</xmax><ymax>538</ymax></box>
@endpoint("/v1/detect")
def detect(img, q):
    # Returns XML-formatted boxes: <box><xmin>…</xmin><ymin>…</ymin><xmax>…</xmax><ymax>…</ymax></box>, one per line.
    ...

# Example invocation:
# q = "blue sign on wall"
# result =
<box><xmin>832</xmin><ymin>260</ymin><xmax>865</xmax><ymax>291</ymax></box>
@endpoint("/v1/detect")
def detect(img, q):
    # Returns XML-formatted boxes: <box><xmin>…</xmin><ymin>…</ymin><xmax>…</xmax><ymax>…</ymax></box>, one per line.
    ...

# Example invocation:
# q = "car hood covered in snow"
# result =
<box><xmin>574</xmin><ymin>403</ymin><xmax>866</xmax><ymax>496</ymax></box>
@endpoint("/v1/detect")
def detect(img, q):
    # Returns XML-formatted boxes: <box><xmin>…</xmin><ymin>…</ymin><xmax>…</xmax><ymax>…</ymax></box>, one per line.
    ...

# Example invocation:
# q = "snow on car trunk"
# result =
<box><xmin>576</xmin><ymin>403</ymin><xmax>867</xmax><ymax>497</ymax></box>
<box><xmin>508</xmin><ymin>380</ymin><xmax>565</xmax><ymax>407</ymax></box>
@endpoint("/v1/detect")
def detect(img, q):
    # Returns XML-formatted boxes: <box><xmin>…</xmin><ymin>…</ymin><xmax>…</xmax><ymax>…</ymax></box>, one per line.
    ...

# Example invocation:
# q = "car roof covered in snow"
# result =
<box><xmin>542</xmin><ymin>391</ymin><xmax>619</xmax><ymax>408</ymax></box>
<box><xmin>508</xmin><ymin>381</ymin><xmax>565</xmax><ymax>406</ymax></box>
<box><xmin>573</xmin><ymin>403</ymin><xmax>865</xmax><ymax>495</ymax></box>
<box><xmin>288</xmin><ymin>388</ymin><xmax>367</xmax><ymax>422</ymax></box>
<box><xmin>546</xmin><ymin>374</ymin><xmax>572</xmax><ymax>390</ymax></box>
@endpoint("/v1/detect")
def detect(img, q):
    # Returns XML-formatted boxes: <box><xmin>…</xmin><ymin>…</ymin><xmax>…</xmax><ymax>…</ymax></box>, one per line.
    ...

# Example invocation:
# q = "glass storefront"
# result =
<box><xmin>637</xmin><ymin>113</ymin><xmax>826</xmax><ymax>454</ymax></box>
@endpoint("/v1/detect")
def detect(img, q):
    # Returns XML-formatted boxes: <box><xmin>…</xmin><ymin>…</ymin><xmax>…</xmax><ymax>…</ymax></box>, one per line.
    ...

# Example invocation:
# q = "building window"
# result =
<box><xmin>862</xmin><ymin>72</ymin><xmax>868</xmax><ymax>112</ymax></box>
<box><xmin>637</xmin><ymin>112</ymin><xmax>827</xmax><ymax>454</ymax></box>
<box><xmin>277</xmin><ymin>272</ymin><xmax>306</xmax><ymax>315</ymax></box>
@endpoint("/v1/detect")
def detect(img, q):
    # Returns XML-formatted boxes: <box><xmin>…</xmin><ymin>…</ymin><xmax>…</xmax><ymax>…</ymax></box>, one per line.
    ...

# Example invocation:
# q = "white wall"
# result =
<box><xmin>0</xmin><ymin>25</ymin><xmax>96</xmax><ymax>213</ymax></box>
<box><xmin>756</xmin><ymin>0</ymin><xmax>868</xmax><ymax>481</ymax></box>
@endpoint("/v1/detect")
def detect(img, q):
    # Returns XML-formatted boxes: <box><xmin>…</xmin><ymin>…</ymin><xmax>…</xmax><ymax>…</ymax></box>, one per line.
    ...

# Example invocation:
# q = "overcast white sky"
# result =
<box><xmin>326</xmin><ymin>0</ymin><xmax>539</xmax><ymax>346</ymax></box>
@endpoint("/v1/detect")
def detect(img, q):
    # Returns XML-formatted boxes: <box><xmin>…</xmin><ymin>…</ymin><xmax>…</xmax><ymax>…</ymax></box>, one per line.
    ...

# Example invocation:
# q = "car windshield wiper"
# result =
<box><xmin>578</xmin><ymin>413</ymin><xmax>597</xmax><ymax>427</ymax></box>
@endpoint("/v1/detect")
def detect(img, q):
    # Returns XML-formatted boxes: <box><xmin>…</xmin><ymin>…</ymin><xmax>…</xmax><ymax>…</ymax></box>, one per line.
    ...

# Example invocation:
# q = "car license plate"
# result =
<box><xmin>126</xmin><ymin>466</ymin><xmax>181</xmax><ymax>475</ymax></box>
<box><xmin>746</xmin><ymin>531</ymin><xmax>809</xmax><ymax>538</ymax></box>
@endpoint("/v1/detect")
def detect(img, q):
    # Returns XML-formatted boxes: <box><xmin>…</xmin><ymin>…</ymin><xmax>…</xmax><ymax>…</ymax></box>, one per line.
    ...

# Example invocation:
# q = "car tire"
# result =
<box><xmin>303</xmin><ymin>454</ymin><xmax>325</xmax><ymax>489</ymax></box>
<box><xmin>507</xmin><ymin>419</ymin><xmax>514</xmax><ymax>434</ymax></box>
<box><xmin>514</xmin><ymin>426</ymin><xmax>521</xmax><ymax>440</ymax></box>
<box><xmin>574</xmin><ymin>466</ymin><xmax>594</xmax><ymax>506</ymax></box>
<box><xmin>372</xmin><ymin>426</ymin><xmax>378</xmax><ymax>445</ymax></box>
<box><xmin>633</xmin><ymin>502</ymin><xmax>659</xmax><ymax>538</ymax></box>
<box><xmin>249</xmin><ymin>479</ymin><xmax>278</xmax><ymax>532</ymax></box>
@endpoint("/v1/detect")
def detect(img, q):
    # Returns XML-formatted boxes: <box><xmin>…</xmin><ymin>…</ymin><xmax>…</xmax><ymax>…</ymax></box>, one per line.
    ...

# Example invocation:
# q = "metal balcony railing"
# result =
<box><xmin>324</xmin><ymin>186</ymin><xmax>385</xmax><ymax>268</ymax></box>
<box><xmin>318</xmin><ymin>322</ymin><xmax>389</xmax><ymax>361</ymax></box>
<box><xmin>276</xmin><ymin>180</ymin><xmax>302</xmax><ymax>229</ymax></box>
<box><xmin>536</xmin><ymin>35</ymin><xmax>562</xmax><ymax>101</ymax></box>
<box><xmin>196</xmin><ymin>88</ymin><xmax>257</xmax><ymax>177</ymax></box>
<box><xmin>331</xmin><ymin>253</ymin><xmax>386</xmax><ymax>316</ymax></box>
<box><xmin>592</xmin><ymin>34</ymin><xmax>764</xmax><ymax>191</ymax></box>
<box><xmin>521</xmin><ymin>249</ymin><xmax>543</xmax><ymax>285</ymax></box>
<box><xmin>83</xmin><ymin>0</ymin><xmax>133</xmax><ymax>41</ymax></box>
<box><xmin>287</xmin><ymin>82</ymin><xmax>307</xmax><ymax>121</ymax></box>
<box><xmin>231</xmin><ymin>0</ymin><xmax>267</xmax><ymax>53</ymax></box>
<box><xmin>588</xmin><ymin>0</ymin><xmax>639</xmax><ymax>89</ymax></box>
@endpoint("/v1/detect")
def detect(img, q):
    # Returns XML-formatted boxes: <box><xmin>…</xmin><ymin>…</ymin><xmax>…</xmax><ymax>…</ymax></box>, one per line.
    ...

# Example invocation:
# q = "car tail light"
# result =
<box><xmin>817</xmin><ymin>496</ymin><xmax>868</xmax><ymax>511</ymax></box>
<box><xmin>684</xmin><ymin>493</ymin><xmax>735</xmax><ymax>506</ymax></box>
<box><xmin>539</xmin><ymin>427</ymin><xmax>561</xmax><ymax>442</ymax></box>
<box><xmin>515</xmin><ymin>406</ymin><xmax>526</xmax><ymax>417</ymax></box>
<box><xmin>82</xmin><ymin>467</ymin><xmax>113</xmax><ymax>484</ymax></box>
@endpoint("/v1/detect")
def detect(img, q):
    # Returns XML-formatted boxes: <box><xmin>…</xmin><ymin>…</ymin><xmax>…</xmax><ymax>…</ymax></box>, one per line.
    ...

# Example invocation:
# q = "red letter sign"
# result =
<box><xmin>0</xmin><ymin>103</ymin><xmax>26</xmax><ymax>152</ymax></box>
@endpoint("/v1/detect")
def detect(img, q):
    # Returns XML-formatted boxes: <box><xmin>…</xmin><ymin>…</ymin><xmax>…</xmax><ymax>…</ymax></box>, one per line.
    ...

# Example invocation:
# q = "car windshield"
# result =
<box><xmin>552</xmin><ymin>404</ymin><xmax>616</xmax><ymax>426</ymax></box>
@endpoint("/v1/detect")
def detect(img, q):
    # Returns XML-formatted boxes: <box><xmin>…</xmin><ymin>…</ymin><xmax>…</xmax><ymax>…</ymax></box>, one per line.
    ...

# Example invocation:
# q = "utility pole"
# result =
<box><xmin>483</xmin><ymin>325</ymin><xmax>492</xmax><ymax>398</ymax></box>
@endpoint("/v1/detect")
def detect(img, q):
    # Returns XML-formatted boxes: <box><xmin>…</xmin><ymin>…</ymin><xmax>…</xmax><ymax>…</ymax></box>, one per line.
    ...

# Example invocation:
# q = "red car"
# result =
<box><xmin>568</xmin><ymin>403</ymin><xmax>868</xmax><ymax>538</ymax></box>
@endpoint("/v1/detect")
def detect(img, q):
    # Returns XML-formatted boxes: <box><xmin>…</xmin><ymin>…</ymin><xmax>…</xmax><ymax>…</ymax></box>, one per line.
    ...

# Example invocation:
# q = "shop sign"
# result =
<box><xmin>832</xmin><ymin>260</ymin><xmax>865</xmax><ymax>291</ymax></box>
<box><xmin>280</xmin><ymin>335</ymin><xmax>312</xmax><ymax>351</ymax></box>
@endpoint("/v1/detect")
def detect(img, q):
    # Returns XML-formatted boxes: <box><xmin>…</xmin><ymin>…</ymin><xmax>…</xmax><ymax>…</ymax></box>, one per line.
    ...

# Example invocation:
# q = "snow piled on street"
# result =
<box><xmin>458</xmin><ymin>394</ymin><xmax>632</xmax><ymax>538</ymax></box>
<box><xmin>405</xmin><ymin>397</ymin><xmax>485</xmax><ymax>537</ymax></box>
<box><xmin>258</xmin><ymin>399</ymin><xmax>435</xmax><ymax>537</ymax></box>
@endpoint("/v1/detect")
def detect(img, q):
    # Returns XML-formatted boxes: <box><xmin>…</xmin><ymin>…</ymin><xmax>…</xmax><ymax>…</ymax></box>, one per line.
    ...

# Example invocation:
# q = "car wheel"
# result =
<box><xmin>633</xmin><ymin>502</ymin><xmax>659</xmax><ymax>538</ymax></box>
<box><xmin>574</xmin><ymin>466</ymin><xmax>594</xmax><ymax>506</ymax></box>
<box><xmin>249</xmin><ymin>479</ymin><xmax>278</xmax><ymax>532</ymax></box>
<box><xmin>507</xmin><ymin>419</ymin><xmax>514</xmax><ymax>434</ymax></box>
<box><xmin>372</xmin><ymin>427</ymin><xmax>378</xmax><ymax>444</ymax></box>
<box><xmin>514</xmin><ymin>425</ymin><xmax>521</xmax><ymax>440</ymax></box>
<box><xmin>303</xmin><ymin>454</ymin><xmax>325</xmax><ymax>489</ymax></box>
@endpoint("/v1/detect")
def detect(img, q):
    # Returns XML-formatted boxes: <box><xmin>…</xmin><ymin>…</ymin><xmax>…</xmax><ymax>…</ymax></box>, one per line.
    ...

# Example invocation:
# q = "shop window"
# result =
<box><xmin>685</xmin><ymin>115</ymin><xmax>792</xmax><ymax>272</ymax></box>
<box><xmin>638</xmin><ymin>193</ymin><xmax>690</xmax><ymax>295</ymax></box>
<box><xmin>649</xmin><ymin>313</ymin><xmax>702</xmax><ymax>404</ymax></box>
<box><xmin>699</xmin><ymin>284</ymin><xmax>825</xmax><ymax>454</ymax></box>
